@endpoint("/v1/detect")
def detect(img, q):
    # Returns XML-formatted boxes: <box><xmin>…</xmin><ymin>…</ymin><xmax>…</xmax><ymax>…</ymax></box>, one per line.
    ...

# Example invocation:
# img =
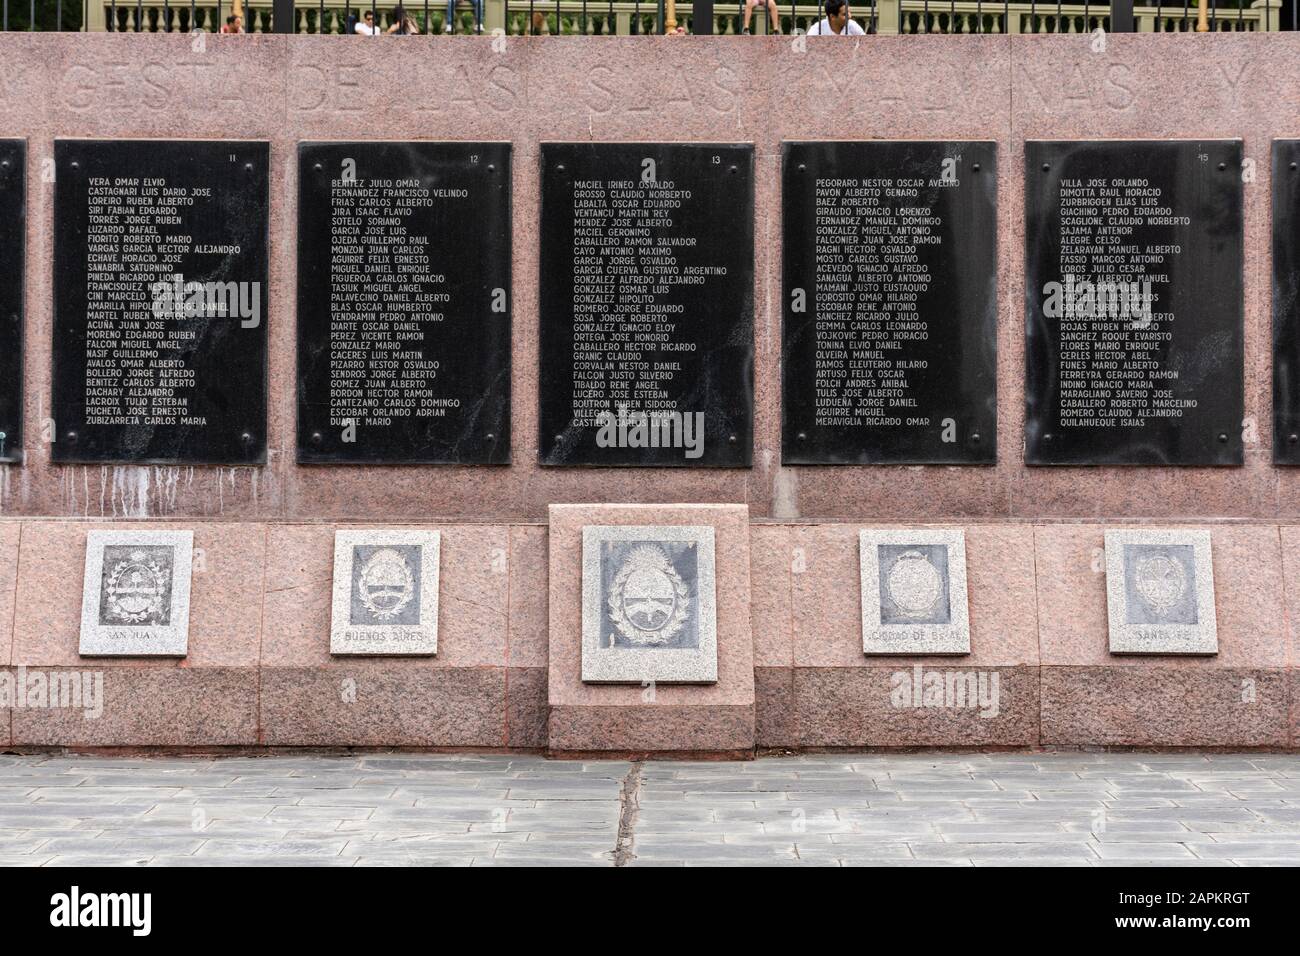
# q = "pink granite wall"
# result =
<box><xmin>0</xmin><ymin>34</ymin><xmax>1298</xmax><ymax>751</ymax></box>
<box><xmin>0</xmin><ymin>519</ymin><xmax>547</xmax><ymax>748</ymax></box>
<box><xmin>0</xmin><ymin>517</ymin><xmax>1294</xmax><ymax>751</ymax></box>
<box><xmin>547</xmin><ymin>504</ymin><xmax>754</xmax><ymax>755</ymax></box>
<box><xmin>0</xmin><ymin>33</ymin><xmax>1293</xmax><ymax>522</ymax></box>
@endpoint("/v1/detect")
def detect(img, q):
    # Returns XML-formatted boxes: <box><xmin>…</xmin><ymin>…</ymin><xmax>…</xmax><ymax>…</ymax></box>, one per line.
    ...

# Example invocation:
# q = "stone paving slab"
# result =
<box><xmin>0</xmin><ymin>753</ymin><xmax>1297</xmax><ymax>866</ymax></box>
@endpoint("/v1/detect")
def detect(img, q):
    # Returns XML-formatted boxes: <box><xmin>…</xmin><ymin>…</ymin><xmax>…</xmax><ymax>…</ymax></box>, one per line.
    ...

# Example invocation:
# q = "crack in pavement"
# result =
<box><xmin>611</xmin><ymin>761</ymin><xmax>643</xmax><ymax>867</ymax></box>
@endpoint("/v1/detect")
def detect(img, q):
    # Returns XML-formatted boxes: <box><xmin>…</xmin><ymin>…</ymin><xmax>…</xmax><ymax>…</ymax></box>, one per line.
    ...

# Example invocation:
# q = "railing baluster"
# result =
<box><xmin>45</xmin><ymin>0</ymin><xmax>1291</xmax><ymax>38</ymax></box>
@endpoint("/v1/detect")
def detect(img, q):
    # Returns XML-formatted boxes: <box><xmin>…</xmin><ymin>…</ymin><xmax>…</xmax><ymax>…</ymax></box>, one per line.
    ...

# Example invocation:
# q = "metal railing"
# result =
<box><xmin>0</xmin><ymin>0</ymin><xmax>1287</xmax><ymax>31</ymax></box>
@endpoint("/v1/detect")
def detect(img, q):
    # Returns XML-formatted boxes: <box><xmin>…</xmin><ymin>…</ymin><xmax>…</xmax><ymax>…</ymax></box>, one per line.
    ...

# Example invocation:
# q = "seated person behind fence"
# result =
<box><xmin>445</xmin><ymin>0</ymin><xmax>484</xmax><ymax>33</ymax></box>
<box><xmin>808</xmin><ymin>0</ymin><xmax>864</xmax><ymax>33</ymax></box>
<box><xmin>388</xmin><ymin>4</ymin><xmax>420</xmax><ymax>32</ymax></box>
<box><xmin>355</xmin><ymin>10</ymin><xmax>382</xmax><ymax>33</ymax></box>
<box><xmin>742</xmin><ymin>0</ymin><xmax>779</xmax><ymax>34</ymax></box>
<box><xmin>221</xmin><ymin>13</ymin><xmax>242</xmax><ymax>32</ymax></box>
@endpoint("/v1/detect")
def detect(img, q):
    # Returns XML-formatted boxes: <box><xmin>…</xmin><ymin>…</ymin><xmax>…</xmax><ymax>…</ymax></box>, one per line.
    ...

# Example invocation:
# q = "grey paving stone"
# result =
<box><xmin>911</xmin><ymin>842</ymin><xmax>1102</xmax><ymax>861</ymax></box>
<box><xmin>0</xmin><ymin>752</ymin><xmax>1292</xmax><ymax>866</ymax></box>
<box><xmin>193</xmin><ymin>839</ymin><xmax>350</xmax><ymax>858</ymax></box>
<box><xmin>151</xmin><ymin>855</ymin><xmax>358</xmax><ymax>867</ymax></box>
<box><xmin>41</xmin><ymin>855</ymin><xmax>157</xmax><ymax>866</ymax></box>
<box><xmin>1091</xmin><ymin>842</ymin><xmax>1201</xmax><ymax>860</ymax></box>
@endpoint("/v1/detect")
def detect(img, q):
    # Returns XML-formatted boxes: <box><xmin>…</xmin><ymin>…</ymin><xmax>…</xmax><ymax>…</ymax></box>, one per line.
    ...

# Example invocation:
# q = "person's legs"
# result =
<box><xmin>742</xmin><ymin>0</ymin><xmax>756</xmax><ymax>31</ymax></box>
<box><xmin>445</xmin><ymin>0</ymin><xmax>455</xmax><ymax>31</ymax></box>
<box><xmin>765</xmin><ymin>0</ymin><xmax>780</xmax><ymax>32</ymax></box>
<box><xmin>473</xmin><ymin>0</ymin><xmax>483</xmax><ymax>31</ymax></box>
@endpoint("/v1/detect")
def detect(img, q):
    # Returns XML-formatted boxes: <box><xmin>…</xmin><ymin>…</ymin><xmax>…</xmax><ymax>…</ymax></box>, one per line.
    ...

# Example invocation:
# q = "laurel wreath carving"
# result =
<box><xmin>359</xmin><ymin>553</ymin><xmax>416</xmax><ymax>621</ymax></box>
<box><xmin>1134</xmin><ymin>554</ymin><xmax>1186</xmax><ymax>618</ymax></box>
<box><xmin>105</xmin><ymin>559</ymin><xmax>167</xmax><ymax>624</ymax></box>
<box><xmin>608</xmin><ymin>544</ymin><xmax>690</xmax><ymax>647</ymax></box>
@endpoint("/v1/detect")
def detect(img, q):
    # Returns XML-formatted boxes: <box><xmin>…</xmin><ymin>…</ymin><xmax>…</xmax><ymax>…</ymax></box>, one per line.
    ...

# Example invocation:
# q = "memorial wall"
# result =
<box><xmin>0</xmin><ymin>33</ymin><xmax>1297</xmax><ymax>755</ymax></box>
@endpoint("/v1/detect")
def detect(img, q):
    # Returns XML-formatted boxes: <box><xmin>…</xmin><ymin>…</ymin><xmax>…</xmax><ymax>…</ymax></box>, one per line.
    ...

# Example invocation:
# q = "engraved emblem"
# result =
<box><xmin>1133</xmin><ymin>551</ymin><xmax>1187</xmax><ymax>618</ymax></box>
<box><xmin>608</xmin><ymin>544</ymin><xmax>690</xmax><ymax>646</ymax></box>
<box><xmin>105</xmin><ymin>550</ymin><xmax>168</xmax><ymax>624</ymax></box>
<box><xmin>357</xmin><ymin>548</ymin><xmax>416</xmax><ymax>621</ymax></box>
<box><xmin>884</xmin><ymin>549</ymin><xmax>944</xmax><ymax>620</ymax></box>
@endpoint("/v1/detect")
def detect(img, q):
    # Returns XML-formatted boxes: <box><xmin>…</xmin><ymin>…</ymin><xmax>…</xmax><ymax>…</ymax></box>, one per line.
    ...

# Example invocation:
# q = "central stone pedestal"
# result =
<box><xmin>546</xmin><ymin>504</ymin><xmax>755</xmax><ymax>757</ymax></box>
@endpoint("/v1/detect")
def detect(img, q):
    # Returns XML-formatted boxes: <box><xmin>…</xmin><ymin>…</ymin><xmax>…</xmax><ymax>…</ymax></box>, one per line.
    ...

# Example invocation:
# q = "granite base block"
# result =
<box><xmin>547</xmin><ymin>703</ymin><xmax>755</xmax><ymax>756</ymax></box>
<box><xmin>10</xmin><ymin>666</ymin><xmax>257</xmax><ymax>747</ymax></box>
<box><xmin>258</xmin><ymin>664</ymin><xmax>507</xmax><ymax>747</ymax></box>
<box><xmin>793</xmin><ymin>665</ymin><xmax>1039</xmax><ymax>748</ymax></box>
<box><xmin>1291</xmin><ymin>670</ymin><xmax>1300</xmax><ymax>749</ymax></box>
<box><xmin>1040</xmin><ymin>666</ymin><xmax>1289</xmax><ymax>748</ymax></box>
<box><xmin>506</xmin><ymin>666</ymin><xmax>548</xmax><ymax>750</ymax></box>
<box><xmin>755</xmin><ymin>666</ymin><xmax>797</xmax><ymax>750</ymax></box>
<box><xmin>547</xmin><ymin>504</ymin><xmax>755</xmax><ymax>755</ymax></box>
<box><xmin>0</xmin><ymin>668</ymin><xmax>12</xmax><ymax>746</ymax></box>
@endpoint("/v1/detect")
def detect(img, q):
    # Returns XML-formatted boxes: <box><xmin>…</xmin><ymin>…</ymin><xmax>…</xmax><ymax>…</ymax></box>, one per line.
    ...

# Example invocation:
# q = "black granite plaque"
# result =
<box><xmin>538</xmin><ymin>143</ymin><xmax>754</xmax><ymax>467</ymax></box>
<box><xmin>1025</xmin><ymin>140</ymin><xmax>1243</xmax><ymax>466</ymax></box>
<box><xmin>1273</xmin><ymin>140</ymin><xmax>1300</xmax><ymax>464</ymax></box>
<box><xmin>782</xmin><ymin>141</ymin><xmax>997</xmax><ymax>465</ymax></box>
<box><xmin>297</xmin><ymin>142</ymin><xmax>511</xmax><ymax>465</ymax></box>
<box><xmin>0</xmin><ymin>141</ymin><xmax>23</xmax><ymax>465</ymax></box>
<box><xmin>51</xmin><ymin>140</ymin><xmax>269</xmax><ymax>465</ymax></box>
